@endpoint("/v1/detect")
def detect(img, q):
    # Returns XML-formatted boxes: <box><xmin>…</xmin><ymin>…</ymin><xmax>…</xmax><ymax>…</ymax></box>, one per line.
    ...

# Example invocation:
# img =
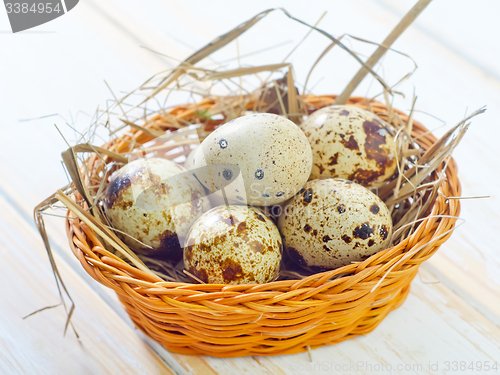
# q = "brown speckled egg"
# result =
<box><xmin>104</xmin><ymin>157</ymin><xmax>210</xmax><ymax>261</ymax></box>
<box><xmin>278</xmin><ymin>178</ymin><xmax>392</xmax><ymax>272</ymax></box>
<box><xmin>300</xmin><ymin>105</ymin><xmax>397</xmax><ymax>187</ymax></box>
<box><xmin>193</xmin><ymin>113</ymin><xmax>313</xmax><ymax>206</ymax></box>
<box><xmin>184</xmin><ymin>205</ymin><xmax>282</xmax><ymax>284</ymax></box>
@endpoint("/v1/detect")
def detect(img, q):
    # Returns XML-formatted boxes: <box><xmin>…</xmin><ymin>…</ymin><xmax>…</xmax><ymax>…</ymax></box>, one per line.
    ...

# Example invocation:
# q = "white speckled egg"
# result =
<box><xmin>300</xmin><ymin>105</ymin><xmax>397</xmax><ymax>187</ymax></box>
<box><xmin>192</xmin><ymin>113</ymin><xmax>313</xmax><ymax>206</ymax></box>
<box><xmin>104</xmin><ymin>157</ymin><xmax>210</xmax><ymax>261</ymax></box>
<box><xmin>184</xmin><ymin>205</ymin><xmax>282</xmax><ymax>284</ymax></box>
<box><xmin>278</xmin><ymin>178</ymin><xmax>392</xmax><ymax>271</ymax></box>
<box><xmin>184</xmin><ymin>147</ymin><xmax>198</xmax><ymax>170</ymax></box>
<box><xmin>185</xmin><ymin>147</ymin><xmax>239</xmax><ymax>209</ymax></box>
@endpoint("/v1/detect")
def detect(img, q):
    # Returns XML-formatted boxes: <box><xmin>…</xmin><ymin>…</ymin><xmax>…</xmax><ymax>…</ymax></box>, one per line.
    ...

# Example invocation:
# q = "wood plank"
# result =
<box><xmin>0</xmin><ymin>196</ymin><xmax>172</xmax><ymax>375</ymax></box>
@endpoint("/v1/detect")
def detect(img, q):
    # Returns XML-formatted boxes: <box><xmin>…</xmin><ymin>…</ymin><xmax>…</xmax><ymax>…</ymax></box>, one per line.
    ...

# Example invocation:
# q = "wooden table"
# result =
<box><xmin>1</xmin><ymin>1</ymin><xmax>499</xmax><ymax>374</ymax></box>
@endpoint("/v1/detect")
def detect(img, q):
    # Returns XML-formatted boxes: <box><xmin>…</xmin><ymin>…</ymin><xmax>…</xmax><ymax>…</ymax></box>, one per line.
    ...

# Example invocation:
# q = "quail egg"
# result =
<box><xmin>192</xmin><ymin>113</ymin><xmax>313</xmax><ymax>206</ymax></box>
<box><xmin>104</xmin><ymin>157</ymin><xmax>210</xmax><ymax>261</ymax></box>
<box><xmin>300</xmin><ymin>105</ymin><xmax>397</xmax><ymax>187</ymax></box>
<box><xmin>184</xmin><ymin>205</ymin><xmax>282</xmax><ymax>284</ymax></box>
<box><xmin>278</xmin><ymin>178</ymin><xmax>392</xmax><ymax>271</ymax></box>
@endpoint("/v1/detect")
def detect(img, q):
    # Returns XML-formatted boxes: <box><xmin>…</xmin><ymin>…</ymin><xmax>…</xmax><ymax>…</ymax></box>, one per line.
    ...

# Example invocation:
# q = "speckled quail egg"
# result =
<box><xmin>104</xmin><ymin>157</ymin><xmax>210</xmax><ymax>261</ymax></box>
<box><xmin>184</xmin><ymin>205</ymin><xmax>283</xmax><ymax>284</ymax></box>
<box><xmin>186</xmin><ymin>148</ymin><xmax>239</xmax><ymax>209</ymax></box>
<box><xmin>192</xmin><ymin>113</ymin><xmax>313</xmax><ymax>206</ymax></box>
<box><xmin>300</xmin><ymin>105</ymin><xmax>397</xmax><ymax>187</ymax></box>
<box><xmin>184</xmin><ymin>147</ymin><xmax>198</xmax><ymax>170</ymax></box>
<box><xmin>278</xmin><ymin>178</ymin><xmax>392</xmax><ymax>271</ymax></box>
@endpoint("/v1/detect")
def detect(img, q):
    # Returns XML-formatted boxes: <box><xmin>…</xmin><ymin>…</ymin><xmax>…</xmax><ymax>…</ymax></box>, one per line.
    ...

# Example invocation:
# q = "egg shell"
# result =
<box><xmin>278</xmin><ymin>178</ymin><xmax>393</xmax><ymax>271</ymax></box>
<box><xmin>186</xmin><ymin>151</ymin><xmax>242</xmax><ymax>209</ymax></box>
<box><xmin>193</xmin><ymin>113</ymin><xmax>313</xmax><ymax>206</ymax></box>
<box><xmin>184</xmin><ymin>147</ymin><xmax>198</xmax><ymax>170</ymax></box>
<box><xmin>104</xmin><ymin>158</ymin><xmax>210</xmax><ymax>261</ymax></box>
<box><xmin>300</xmin><ymin>105</ymin><xmax>397</xmax><ymax>187</ymax></box>
<box><xmin>184</xmin><ymin>148</ymin><xmax>232</xmax><ymax>209</ymax></box>
<box><xmin>184</xmin><ymin>205</ymin><xmax>283</xmax><ymax>284</ymax></box>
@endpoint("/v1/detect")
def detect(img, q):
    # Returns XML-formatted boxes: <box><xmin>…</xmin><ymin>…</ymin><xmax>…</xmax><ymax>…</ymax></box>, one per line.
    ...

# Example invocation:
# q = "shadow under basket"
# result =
<box><xmin>65</xmin><ymin>95</ymin><xmax>460</xmax><ymax>357</ymax></box>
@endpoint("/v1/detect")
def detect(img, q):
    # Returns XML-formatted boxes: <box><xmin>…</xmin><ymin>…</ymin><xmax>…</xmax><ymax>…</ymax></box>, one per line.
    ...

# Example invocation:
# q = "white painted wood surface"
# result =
<box><xmin>1</xmin><ymin>1</ymin><xmax>499</xmax><ymax>374</ymax></box>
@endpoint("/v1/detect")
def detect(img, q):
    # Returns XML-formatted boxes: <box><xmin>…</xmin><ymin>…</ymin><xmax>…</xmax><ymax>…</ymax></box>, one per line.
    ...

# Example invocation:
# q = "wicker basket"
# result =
<box><xmin>65</xmin><ymin>94</ymin><xmax>460</xmax><ymax>357</ymax></box>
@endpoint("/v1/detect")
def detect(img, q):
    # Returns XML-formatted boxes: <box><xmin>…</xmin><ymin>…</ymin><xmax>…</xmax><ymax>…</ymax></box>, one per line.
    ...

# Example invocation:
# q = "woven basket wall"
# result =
<box><xmin>65</xmin><ymin>95</ymin><xmax>460</xmax><ymax>357</ymax></box>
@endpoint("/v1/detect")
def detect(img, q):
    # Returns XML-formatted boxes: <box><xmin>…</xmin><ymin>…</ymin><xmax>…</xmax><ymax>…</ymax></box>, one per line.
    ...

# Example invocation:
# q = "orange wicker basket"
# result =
<box><xmin>64</xmin><ymin>94</ymin><xmax>460</xmax><ymax>357</ymax></box>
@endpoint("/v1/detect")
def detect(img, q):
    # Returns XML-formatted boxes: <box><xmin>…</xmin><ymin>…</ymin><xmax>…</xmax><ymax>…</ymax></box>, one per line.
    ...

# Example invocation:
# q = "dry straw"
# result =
<box><xmin>33</xmin><ymin>4</ymin><xmax>485</xmax><ymax>357</ymax></box>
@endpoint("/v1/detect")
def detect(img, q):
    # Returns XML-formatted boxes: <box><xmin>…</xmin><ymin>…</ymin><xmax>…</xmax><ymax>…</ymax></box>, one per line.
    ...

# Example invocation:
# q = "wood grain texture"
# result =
<box><xmin>0</xmin><ymin>196</ymin><xmax>172</xmax><ymax>375</ymax></box>
<box><xmin>1</xmin><ymin>0</ymin><xmax>499</xmax><ymax>373</ymax></box>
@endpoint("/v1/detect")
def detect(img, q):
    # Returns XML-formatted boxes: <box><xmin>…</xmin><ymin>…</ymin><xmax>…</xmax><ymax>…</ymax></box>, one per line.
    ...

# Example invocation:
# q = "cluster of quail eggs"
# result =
<box><xmin>104</xmin><ymin>105</ymin><xmax>396</xmax><ymax>284</ymax></box>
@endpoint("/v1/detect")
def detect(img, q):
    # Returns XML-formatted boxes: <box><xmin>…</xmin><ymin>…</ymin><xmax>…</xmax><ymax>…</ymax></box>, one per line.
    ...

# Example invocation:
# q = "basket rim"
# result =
<box><xmin>61</xmin><ymin>94</ymin><xmax>462</xmax><ymax>356</ymax></box>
